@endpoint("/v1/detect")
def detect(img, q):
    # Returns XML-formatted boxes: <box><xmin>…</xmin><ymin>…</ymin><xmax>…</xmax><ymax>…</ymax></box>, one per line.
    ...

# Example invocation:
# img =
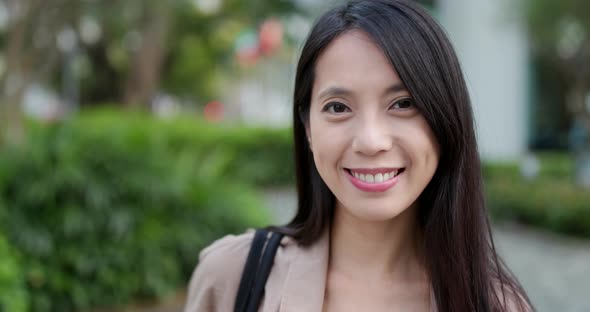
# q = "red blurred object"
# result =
<box><xmin>204</xmin><ymin>100</ymin><xmax>224</xmax><ymax>122</ymax></box>
<box><xmin>235</xmin><ymin>48</ymin><xmax>260</xmax><ymax>67</ymax></box>
<box><xmin>259</xmin><ymin>18</ymin><xmax>283</xmax><ymax>56</ymax></box>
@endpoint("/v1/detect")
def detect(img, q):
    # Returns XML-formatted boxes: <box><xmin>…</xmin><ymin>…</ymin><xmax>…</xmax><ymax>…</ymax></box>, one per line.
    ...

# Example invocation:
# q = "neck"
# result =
<box><xmin>328</xmin><ymin>201</ymin><xmax>426</xmax><ymax>283</ymax></box>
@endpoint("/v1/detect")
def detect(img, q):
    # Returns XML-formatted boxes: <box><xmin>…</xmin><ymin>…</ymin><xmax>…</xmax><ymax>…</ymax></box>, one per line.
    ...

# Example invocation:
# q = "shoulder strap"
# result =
<box><xmin>245</xmin><ymin>231</ymin><xmax>284</xmax><ymax>312</ymax></box>
<box><xmin>234</xmin><ymin>229</ymin><xmax>268</xmax><ymax>312</ymax></box>
<box><xmin>234</xmin><ymin>229</ymin><xmax>284</xmax><ymax>312</ymax></box>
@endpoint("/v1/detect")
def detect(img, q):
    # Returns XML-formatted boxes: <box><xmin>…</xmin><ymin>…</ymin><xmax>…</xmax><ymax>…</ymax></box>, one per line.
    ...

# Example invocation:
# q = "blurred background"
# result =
<box><xmin>0</xmin><ymin>0</ymin><xmax>588</xmax><ymax>311</ymax></box>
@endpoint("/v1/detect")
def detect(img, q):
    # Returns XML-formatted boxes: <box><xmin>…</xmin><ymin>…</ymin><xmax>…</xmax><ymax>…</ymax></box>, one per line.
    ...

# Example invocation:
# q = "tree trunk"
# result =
<box><xmin>123</xmin><ymin>2</ymin><xmax>169</xmax><ymax>110</ymax></box>
<box><xmin>0</xmin><ymin>0</ymin><xmax>72</xmax><ymax>145</ymax></box>
<box><xmin>0</xmin><ymin>0</ymin><xmax>33</xmax><ymax>146</ymax></box>
<box><xmin>0</xmin><ymin>88</ymin><xmax>26</xmax><ymax>146</ymax></box>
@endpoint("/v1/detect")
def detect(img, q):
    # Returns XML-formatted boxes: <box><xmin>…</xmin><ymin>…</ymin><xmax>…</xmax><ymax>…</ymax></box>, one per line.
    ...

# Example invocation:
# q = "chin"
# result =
<box><xmin>340</xmin><ymin>200</ymin><xmax>413</xmax><ymax>222</ymax></box>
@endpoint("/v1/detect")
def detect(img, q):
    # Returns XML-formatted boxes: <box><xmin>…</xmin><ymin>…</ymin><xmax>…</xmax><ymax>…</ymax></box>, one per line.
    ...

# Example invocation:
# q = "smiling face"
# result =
<box><xmin>307</xmin><ymin>30</ymin><xmax>440</xmax><ymax>222</ymax></box>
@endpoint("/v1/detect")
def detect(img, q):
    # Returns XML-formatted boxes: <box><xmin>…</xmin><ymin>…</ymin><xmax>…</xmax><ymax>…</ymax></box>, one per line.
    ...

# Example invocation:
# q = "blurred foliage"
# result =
<box><xmin>72</xmin><ymin>108</ymin><xmax>295</xmax><ymax>186</ymax></box>
<box><xmin>0</xmin><ymin>110</ymin><xmax>272</xmax><ymax>311</ymax></box>
<box><xmin>524</xmin><ymin>0</ymin><xmax>590</xmax><ymax>47</ymax></box>
<box><xmin>0</xmin><ymin>0</ymin><xmax>303</xmax><ymax>145</ymax></box>
<box><xmin>0</xmin><ymin>233</ymin><xmax>29</xmax><ymax>312</ymax></box>
<box><xmin>523</xmin><ymin>0</ymin><xmax>590</xmax><ymax>150</ymax></box>
<box><xmin>62</xmin><ymin>0</ymin><xmax>301</xmax><ymax>105</ymax></box>
<box><xmin>162</xmin><ymin>0</ymin><xmax>298</xmax><ymax>101</ymax></box>
<box><xmin>0</xmin><ymin>0</ymin><xmax>300</xmax><ymax>107</ymax></box>
<box><xmin>484</xmin><ymin>153</ymin><xmax>590</xmax><ymax>237</ymax></box>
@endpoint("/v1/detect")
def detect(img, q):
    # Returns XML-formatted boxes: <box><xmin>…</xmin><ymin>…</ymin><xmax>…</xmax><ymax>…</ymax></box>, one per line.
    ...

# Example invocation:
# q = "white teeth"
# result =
<box><xmin>351</xmin><ymin>169</ymin><xmax>401</xmax><ymax>184</ymax></box>
<box><xmin>375</xmin><ymin>173</ymin><xmax>383</xmax><ymax>183</ymax></box>
<box><xmin>359</xmin><ymin>174</ymin><xmax>367</xmax><ymax>182</ymax></box>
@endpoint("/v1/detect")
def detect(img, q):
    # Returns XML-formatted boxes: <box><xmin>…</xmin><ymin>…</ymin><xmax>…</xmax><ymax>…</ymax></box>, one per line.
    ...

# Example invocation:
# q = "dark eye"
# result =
<box><xmin>390</xmin><ymin>98</ymin><xmax>415</xmax><ymax>110</ymax></box>
<box><xmin>322</xmin><ymin>102</ymin><xmax>351</xmax><ymax>114</ymax></box>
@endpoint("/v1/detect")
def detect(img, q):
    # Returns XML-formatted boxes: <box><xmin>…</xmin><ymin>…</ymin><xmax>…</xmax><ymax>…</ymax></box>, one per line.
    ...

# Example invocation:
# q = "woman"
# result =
<box><xmin>185</xmin><ymin>0</ymin><xmax>533</xmax><ymax>311</ymax></box>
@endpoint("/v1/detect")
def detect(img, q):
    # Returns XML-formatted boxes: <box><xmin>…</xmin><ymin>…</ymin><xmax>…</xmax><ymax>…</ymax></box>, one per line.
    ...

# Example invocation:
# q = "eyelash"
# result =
<box><xmin>321</xmin><ymin>98</ymin><xmax>415</xmax><ymax>114</ymax></box>
<box><xmin>322</xmin><ymin>102</ymin><xmax>351</xmax><ymax>114</ymax></box>
<box><xmin>390</xmin><ymin>98</ymin><xmax>415</xmax><ymax>110</ymax></box>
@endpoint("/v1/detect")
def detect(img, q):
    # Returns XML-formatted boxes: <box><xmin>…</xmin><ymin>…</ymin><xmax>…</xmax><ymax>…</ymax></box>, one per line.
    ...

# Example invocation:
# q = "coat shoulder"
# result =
<box><xmin>184</xmin><ymin>230</ymin><xmax>296</xmax><ymax>312</ymax></box>
<box><xmin>199</xmin><ymin>230</ymin><xmax>257</xmax><ymax>268</ymax></box>
<box><xmin>184</xmin><ymin>230</ymin><xmax>256</xmax><ymax>312</ymax></box>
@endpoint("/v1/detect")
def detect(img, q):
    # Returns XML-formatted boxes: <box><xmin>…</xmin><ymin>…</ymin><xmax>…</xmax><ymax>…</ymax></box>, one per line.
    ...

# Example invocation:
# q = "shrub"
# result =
<box><xmin>484</xmin><ymin>153</ymin><xmax>590</xmax><ymax>237</ymax></box>
<box><xmin>71</xmin><ymin>109</ymin><xmax>295</xmax><ymax>186</ymax></box>
<box><xmin>0</xmin><ymin>112</ymin><xmax>270</xmax><ymax>311</ymax></box>
<box><xmin>0</xmin><ymin>233</ymin><xmax>29</xmax><ymax>312</ymax></box>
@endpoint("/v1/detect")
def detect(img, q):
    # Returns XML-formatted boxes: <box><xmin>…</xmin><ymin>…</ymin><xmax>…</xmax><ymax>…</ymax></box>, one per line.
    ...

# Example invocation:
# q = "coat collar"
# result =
<box><xmin>272</xmin><ymin>226</ymin><xmax>437</xmax><ymax>312</ymax></box>
<box><xmin>279</xmin><ymin>227</ymin><xmax>330</xmax><ymax>311</ymax></box>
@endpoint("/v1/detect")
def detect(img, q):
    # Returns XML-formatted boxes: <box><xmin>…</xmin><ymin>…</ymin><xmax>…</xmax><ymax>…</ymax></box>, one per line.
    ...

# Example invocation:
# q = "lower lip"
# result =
<box><xmin>345</xmin><ymin>169</ymin><xmax>402</xmax><ymax>193</ymax></box>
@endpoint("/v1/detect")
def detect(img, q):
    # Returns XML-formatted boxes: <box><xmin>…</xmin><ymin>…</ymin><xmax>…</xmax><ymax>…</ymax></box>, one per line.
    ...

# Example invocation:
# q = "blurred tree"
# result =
<box><xmin>524</xmin><ymin>0</ymin><xmax>590</xmax><ymax>186</ymax></box>
<box><xmin>56</xmin><ymin>0</ymin><xmax>163</xmax><ymax>107</ymax></box>
<box><xmin>122</xmin><ymin>0</ymin><xmax>170</xmax><ymax>108</ymax></box>
<box><xmin>0</xmin><ymin>0</ymin><xmax>301</xmax><ymax>136</ymax></box>
<box><xmin>0</xmin><ymin>0</ymin><xmax>78</xmax><ymax>145</ymax></box>
<box><xmin>161</xmin><ymin>0</ymin><xmax>299</xmax><ymax>105</ymax></box>
<box><xmin>74</xmin><ymin>0</ymin><xmax>299</xmax><ymax>108</ymax></box>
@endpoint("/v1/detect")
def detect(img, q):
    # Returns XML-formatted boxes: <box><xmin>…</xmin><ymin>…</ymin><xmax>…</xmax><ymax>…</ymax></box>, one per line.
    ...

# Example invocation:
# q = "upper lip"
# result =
<box><xmin>345</xmin><ymin>167</ymin><xmax>404</xmax><ymax>174</ymax></box>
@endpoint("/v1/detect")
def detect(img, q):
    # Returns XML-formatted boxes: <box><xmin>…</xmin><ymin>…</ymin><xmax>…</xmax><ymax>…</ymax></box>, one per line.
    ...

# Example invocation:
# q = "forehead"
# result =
<box><xmin>313</xmin><ymin>30</ymin><xmax>403</xmax><ymax>96</ymax></box>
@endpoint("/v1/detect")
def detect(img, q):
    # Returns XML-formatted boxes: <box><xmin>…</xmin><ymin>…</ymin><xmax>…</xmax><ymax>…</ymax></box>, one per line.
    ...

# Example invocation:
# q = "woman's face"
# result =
<box><xmin>308</xmin><ymin>30</ymin><xmax>440</xmax><ymax>222</ymax></box>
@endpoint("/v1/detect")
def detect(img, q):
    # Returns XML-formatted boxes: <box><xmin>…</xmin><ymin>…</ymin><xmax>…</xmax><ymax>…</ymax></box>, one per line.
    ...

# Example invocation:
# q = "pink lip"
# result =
<box><xmin>344</xmin><ymin>169</ymin><xmax>403</xmax><ymax>193</ymax></box>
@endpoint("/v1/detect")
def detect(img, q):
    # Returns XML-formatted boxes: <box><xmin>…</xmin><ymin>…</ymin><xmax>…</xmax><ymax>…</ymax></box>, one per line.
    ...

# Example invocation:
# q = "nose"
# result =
<box><xmin>351</xmin><ymin>118</ymin><xmax>393</xmax><ymax>156</ymax></box>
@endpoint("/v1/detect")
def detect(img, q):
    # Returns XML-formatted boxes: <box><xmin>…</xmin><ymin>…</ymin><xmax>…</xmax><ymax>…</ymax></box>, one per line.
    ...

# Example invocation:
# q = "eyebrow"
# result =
<box><xmin>317</xmin><ymin>83</ymin><xmax>408</xmax><ymax>100</ymax></box>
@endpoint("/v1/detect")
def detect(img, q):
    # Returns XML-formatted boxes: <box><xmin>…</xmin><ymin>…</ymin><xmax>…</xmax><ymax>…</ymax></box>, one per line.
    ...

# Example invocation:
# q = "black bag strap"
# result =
<box><xmin>234</xmin><ymin>229</ymin><xmax>268</xmax><ymax>312</ymax></box>
<box><xmin>234</xmin><ymin>229</ymin><xmax>284</xmax><ymax>312</ymax></box>
<box><xmin>245</xmin><ymin>230</ymin><xmax>283</xmax><ymax>312</ymax></box>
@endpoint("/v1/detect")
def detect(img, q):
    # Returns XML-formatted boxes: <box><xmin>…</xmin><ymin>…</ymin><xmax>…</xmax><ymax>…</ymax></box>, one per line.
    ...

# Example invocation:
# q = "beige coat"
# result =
<box><xmin>183</xmin><ymin>228</ymin><xmax>528</xmax><ymax>312</ymax></box>
<box><xmin>184</xmin><ymin>228</ymin><xmax>330</xmax><ymax>312</ymax></box>
<box><xmin>184</xmin><ymin>220</ymin><xmax>534</xmax><ymax>312</ymax></box>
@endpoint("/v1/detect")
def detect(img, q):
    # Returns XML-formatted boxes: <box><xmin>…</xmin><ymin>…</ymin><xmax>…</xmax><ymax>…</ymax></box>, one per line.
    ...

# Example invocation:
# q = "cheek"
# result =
<box><xmin>309</xmin><ymin>119</ymin><xmax>349</xmax><ymax>173</ymax></box>
<box><xmin>407</xmin><ymin>119</ymin><xmax>439</xmax><ymax>174</ymax></box>
<box><xmin>311</xmin><ymin>125</ymin><xmax>342</xmax><ymax>160</ymax></box>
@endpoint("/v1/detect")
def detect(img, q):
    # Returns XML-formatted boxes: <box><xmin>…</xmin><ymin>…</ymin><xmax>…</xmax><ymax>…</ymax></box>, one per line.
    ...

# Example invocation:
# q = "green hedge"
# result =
<box><xmin>71</xmin><ymin>109</ymin><xmax>295</xmax><ymax>186</ymax></box>
<box><xmin>0</xmin><ymin>233</ymin><xmax>29</xmax><ymax>312</ymax></box>
<box><xmin>0</xmin><ymin>111</ymin><xmax>272</xmax><ymax>311</ymax></box>
<box><xmin>484</xmin><ymin>153</ymin><xmax>590</xmax><ymax>237</ymax></box>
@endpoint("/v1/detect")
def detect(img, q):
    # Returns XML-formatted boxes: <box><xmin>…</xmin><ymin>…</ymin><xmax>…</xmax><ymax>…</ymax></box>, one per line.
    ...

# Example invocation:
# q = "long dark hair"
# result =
<box><xmin>274</xmin><ymin>0</ymin><xmax>533</xmax><ymax>311</ymax></box>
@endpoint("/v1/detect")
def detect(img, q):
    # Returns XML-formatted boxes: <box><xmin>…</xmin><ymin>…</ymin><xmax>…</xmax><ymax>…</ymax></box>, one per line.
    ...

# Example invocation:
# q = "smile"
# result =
<box><xmin>344</xmin><ymin>168</ymin><xmax>405</xmax><ymax>192</ymax></box>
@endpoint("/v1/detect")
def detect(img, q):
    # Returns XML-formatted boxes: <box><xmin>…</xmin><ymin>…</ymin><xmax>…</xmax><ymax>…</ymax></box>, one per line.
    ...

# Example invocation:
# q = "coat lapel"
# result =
<box><xmin>279</xmin><ymin>228</ymin><xmax>330</xmax><ymax>311</ymax></box>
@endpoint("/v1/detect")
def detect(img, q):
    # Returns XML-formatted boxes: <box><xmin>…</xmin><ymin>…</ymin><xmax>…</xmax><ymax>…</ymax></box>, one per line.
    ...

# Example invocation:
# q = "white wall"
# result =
<box><xmin>438</xmin><ymin>0</ymin><xmax>529</xmax><ymax>161</ymax></box>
